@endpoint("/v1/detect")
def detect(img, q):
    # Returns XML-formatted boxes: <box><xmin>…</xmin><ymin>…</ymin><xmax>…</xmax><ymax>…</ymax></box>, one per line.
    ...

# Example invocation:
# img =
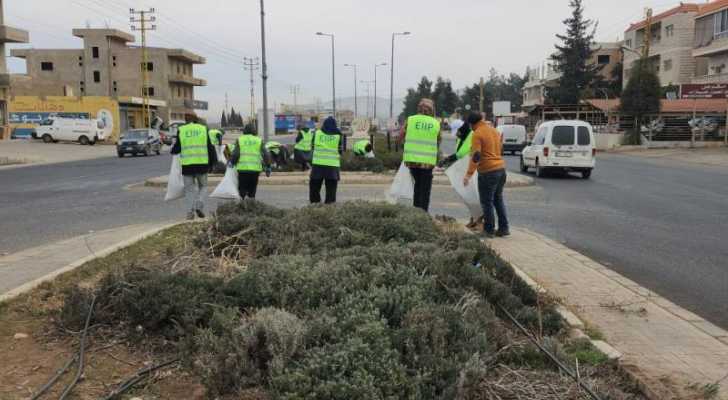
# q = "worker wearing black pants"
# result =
<box><xmin>410</xmin><ymin>167</ymin><xmax>434</xmax><ymax>212</ymax></box>
<box><xmin>238</xmin><ymin>172</ymin><xmax>260</xmax><ymax>200</ymax></box>
<box><xmin>309</xmin><ymin>178</ymin><xmax>338</xmax><ymax>204</ymax></box>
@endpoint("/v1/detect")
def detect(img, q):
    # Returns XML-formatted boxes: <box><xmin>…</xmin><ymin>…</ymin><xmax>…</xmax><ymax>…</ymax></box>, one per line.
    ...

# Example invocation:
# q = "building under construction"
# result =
<box><xmin>10</xmin><ymin>28</ymin><xmax>207</xmax><ymax>131</ymax></box>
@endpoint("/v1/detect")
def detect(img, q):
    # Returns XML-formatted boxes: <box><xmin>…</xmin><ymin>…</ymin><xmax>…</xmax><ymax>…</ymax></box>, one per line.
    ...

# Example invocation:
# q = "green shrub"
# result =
<box><xmin>183</xmin><ymin>307</ymin><xmax>306</xmax><ymax>397</ymax></box>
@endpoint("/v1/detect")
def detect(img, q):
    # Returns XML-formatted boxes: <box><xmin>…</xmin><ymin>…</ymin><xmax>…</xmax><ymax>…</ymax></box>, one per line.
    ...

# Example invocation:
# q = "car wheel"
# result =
<box><xmin>581</xmin><ymin>169</ymin><xmax>592</xmax><ymax>179</ymax></box>
<box><xmin>143</xmin><ymin>145</ymin><xmax>150</xmax><ymax>156</ymax></box>
<box><xmin>520</xmin><ymin>156</ymin><xmax>528</xmax><ymax>173</ymax></box>
<box><xmin>79</xmin><ymin>136</ymin><xmax>90</xmax><ymax>145</ymax></box>
<box><xmin>42</xmin><ymin>134</ymin><xmax>53</xmax><ymax>143</ymax></box>
<box><xmin>536</xmin><ymin>160</ymin><xmax>545</xmax><ymax>178</ymax></box>
<box><xmin>118</xmin><ymin>152</ymin><xmax>124</xmax><ymax>158</ymax></box>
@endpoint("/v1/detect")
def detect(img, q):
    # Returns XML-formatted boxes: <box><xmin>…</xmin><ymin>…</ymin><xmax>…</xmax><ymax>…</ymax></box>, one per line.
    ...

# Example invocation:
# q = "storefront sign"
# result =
<box><xmin>681</xmin><ymin>84</ymin><xmax>728</xmax><ymax>99</ymax></box>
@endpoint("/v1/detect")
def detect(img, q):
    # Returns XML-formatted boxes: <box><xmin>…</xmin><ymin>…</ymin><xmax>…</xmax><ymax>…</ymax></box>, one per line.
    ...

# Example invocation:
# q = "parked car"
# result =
<box><xmin>498</xmin><ymin>124</ymin><xmax>528</xmax><ymax>155</ymax></box>
<box><xmin>34</xmin><ymin>117</ymin><xmax>105</xmax><ymax>145</ymax></box>
<box><xmin>116</xmin><ymin>128</ymin><xmax>162</xmax><ymax>157</ymax></box>
<box><xmin>164</xmin><ymin>120</ymin><xmax>186</xmax><ymax>145</ymax></box>
<box><xmin>520</xmin><ymin>120</ymin><xmax>595</xmax><ymax>179</ymax></box>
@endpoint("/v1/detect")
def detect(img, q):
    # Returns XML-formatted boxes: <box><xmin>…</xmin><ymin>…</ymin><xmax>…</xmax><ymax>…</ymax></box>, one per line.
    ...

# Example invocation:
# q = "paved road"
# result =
<box><xmin>1</xmin><ymin>148</ymin><xmax>726</xmax><ymax>330</ymax></box>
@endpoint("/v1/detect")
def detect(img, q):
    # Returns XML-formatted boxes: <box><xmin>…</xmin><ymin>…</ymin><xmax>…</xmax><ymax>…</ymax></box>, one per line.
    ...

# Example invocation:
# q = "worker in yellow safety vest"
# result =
<box><xmin>293</xmin><ymin>125</ymin><xmax>314</xmax><ymax>171</ymax></box>
<box><xmin>310</xmin><ymin>116</ymin><xmax>344</xmax><ymax>204</ymax></box>
<box><xmin>352</xmin><ymin>140</ymin><xmax>374</xmax><ymax>157</ymax></box>
<box><xmin>170</xmin><ymin>115</ymin><xmax>218</xmax><ymax>220</ymax></box>
<box><xmin>229</xmin><ymin>123</ymin><xmax>271</xmax><ymax>200</ymax></box>
<box><xmin>399</xmin><ymin>98</ymin><xmax>441</xmax><ymax>212</ymax></box>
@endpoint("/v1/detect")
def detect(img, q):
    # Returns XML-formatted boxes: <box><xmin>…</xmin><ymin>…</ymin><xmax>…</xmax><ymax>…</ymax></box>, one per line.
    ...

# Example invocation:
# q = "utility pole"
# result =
<box><xmin>643</xmin><ymin>8</ymin><xmax>653</xmax><ymax>60</ymax></box>
<box><xmin>290</xmin><ymin>84</ymin><xmax>301</xmax><ymax>113</ymax></box>
<box><xmin>479</xmin><ymin>77</ymin><xmax>485</xmax><ymax>114</ymax></box>
<box><xmin>316</xmin><ymin>32</ymin><xmax>336</xmax><ymax>118</ymax></box>
<box><xmin>374</xmin><ymin>62</ymin><xmax>387</xmax><ymax>121</ymax></box>
<box><xmin>130</xmin><ymin>8</ymin><xmax>156</xmax><ymax>128</ymax></box>
<box><xmin>259</xmin><ymin>0</ymin><xmax>270</xmax><ymax>142</ymax></box>
<box><xmin>243</xmin><ymin>56</ymin><xmax>260</xmax><ymax>122</ymax></box>
<box><xmin>344</xmin><ymin>64</ymin><xmax>358</xmax><ymax>117</ymax></box>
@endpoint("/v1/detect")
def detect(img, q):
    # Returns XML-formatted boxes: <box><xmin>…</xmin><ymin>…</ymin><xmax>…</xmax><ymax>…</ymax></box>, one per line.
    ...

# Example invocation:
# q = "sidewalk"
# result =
<box><xmin>0</xmin><ymin>222</ymin><xmax>173</xmax><ymax>301</ymax></box>
<box><xmin>487</xmin><ymin>228</ymin><xmax>728</xmax><ymax>400</ymax></box>
<box><xmin>0</xmin><ymin>141</ymin><xmax>116</xmax><ymax>170</ymax></box>
<box><xmin>144</xmin><ymin>170</ymin><xmax>534</xmax><ymax>188</ymax></box>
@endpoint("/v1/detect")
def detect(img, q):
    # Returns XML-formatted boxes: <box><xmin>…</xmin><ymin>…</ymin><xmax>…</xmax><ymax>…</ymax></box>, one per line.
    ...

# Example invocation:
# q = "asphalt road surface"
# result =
<box><xmin>1</xmin><ymin>147</ymin><xmax>726</xmax><ymax>330</ymax></box>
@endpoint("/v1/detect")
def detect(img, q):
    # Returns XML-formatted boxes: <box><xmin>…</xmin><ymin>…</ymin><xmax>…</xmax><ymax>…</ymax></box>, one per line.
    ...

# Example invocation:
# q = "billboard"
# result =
<box><xmin>493</xmin><ymin>101</ymin><xmax>512</xmax><ymax>116</ymax></box>
<box><xmin>680</xmin><ymin>84</ymin><xmax>728</xmax><ymax>99</ymax></box>
<box><xmin>275</xmin><ymin>114</ymin><xmax>301</xmax><ymax>132</ymax></box>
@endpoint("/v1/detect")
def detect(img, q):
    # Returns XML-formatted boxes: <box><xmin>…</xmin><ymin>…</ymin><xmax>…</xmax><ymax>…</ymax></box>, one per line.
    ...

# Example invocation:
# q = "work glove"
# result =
<box><xmin>265</xmin><ymin>167</ymin><xmax>272</xmax><ymax>177</ymax></box>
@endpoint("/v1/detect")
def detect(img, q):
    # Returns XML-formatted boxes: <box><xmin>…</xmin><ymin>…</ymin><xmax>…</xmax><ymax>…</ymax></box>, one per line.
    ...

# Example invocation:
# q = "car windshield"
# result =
<box><xmin>552</xmin><ymin>126</ymin><xmax>575</xmax><ymax>145</ymax></box>
<box><xmin>123</xmin><ymin>130</ymin><xmax>148</xmax><ymax>140</ymax></box>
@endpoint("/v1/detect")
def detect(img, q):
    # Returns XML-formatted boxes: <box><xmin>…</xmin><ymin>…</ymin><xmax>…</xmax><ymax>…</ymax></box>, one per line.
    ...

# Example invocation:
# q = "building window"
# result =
<box><xmin>92</xmin><ymin>46</ymin><xmax>99</xmax><ymax>58</ymax></box>
<box><xmin>597</xmin><ymin>55</ymin><xmax>610</xmax><ymax>65</ymax></box>
<box><xmin>715</xmin><ymin>10</ymin><xmax>728</xmax><ymax>38</ymax></box>
<box><xmin>80</xmin><ymin>81</ymin><xmax>85</xmax><ymax>93</ymax></box>
<box><xmin>664</xmin><ymin>59</ymin><xmax>673</xmax><ymax>71</ymax></box>
<box><xmin>665</xmin><ymin>25</ymin><xmax>674</xmax><ymax>38</ymax></box>
<box><xmin>625</xmin><ymin>39</ymin><xmax>632</xmax><ymax>48</ymax></box>
<box><xmin>79</xmin><ymin>62</ymin><xmax>83</xmax><ymax>67</ymax></box>
<box><xmin>113</xmin><ymin>81</ymin><xmax>118</xmax><ymax>93</ymax></box>
<box><xmin>143</xmin><ymin>87</ymin><xmax>155</xmax><ymax>96</ymax></box>
<box><xmin>93</xmin><ymin>71</ymin><xmax>101</xmax><ymax>82</ymax></box>
<box><xmin>141</xmin><ymin>62</ymin><xmax>154</xmax><ymax>72</ymax></box>
<box><xmin>41</xmin><ymin>62</ymin><xmax>54</xmax><ymax>71</ymax></box>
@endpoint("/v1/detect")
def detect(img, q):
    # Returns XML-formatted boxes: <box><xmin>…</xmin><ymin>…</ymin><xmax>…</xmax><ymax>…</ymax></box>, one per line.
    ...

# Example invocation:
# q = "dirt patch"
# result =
<box><xmin>0</xmin><ymin>224</ymin><xmax>205</xmax><ymax>400</ymax></box>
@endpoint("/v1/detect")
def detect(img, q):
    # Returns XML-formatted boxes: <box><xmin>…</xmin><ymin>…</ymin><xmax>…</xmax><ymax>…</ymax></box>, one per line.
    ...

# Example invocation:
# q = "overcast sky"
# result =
<box><xmin>6</xmin><ymin>0</ymin><xmax>684</xmax><ymax>120</ymax></box>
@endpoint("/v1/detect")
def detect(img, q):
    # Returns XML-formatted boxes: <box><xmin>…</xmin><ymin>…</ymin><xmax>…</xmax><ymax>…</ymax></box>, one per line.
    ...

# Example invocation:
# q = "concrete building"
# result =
<box><xmin>522</xmin><ymin>42</ymin><xmax>622</xmax><ymax>109</ymax></box>
<box><xmin>623</xmin><ymin>3</ymin><xmax>700</xmax><ymax>87</ymax></box>
<box><xmin>0</xmin><ymin>0</ymin><xmax>29</xmax><ymax>139</ymax></box>
<box><xmin>693</xmin><ymin>0</ymin><xmax>728</xmax><ymax>84</ymax></box>
<box><xmin>10</xmin><ymin>28</ymin><xmax>207</xmax><ymax>129</ymax></box>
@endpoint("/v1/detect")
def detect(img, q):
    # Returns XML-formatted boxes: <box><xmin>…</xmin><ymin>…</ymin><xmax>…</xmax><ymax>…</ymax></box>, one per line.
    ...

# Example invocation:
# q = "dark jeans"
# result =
<box><xmin>310</xmin><ymin>178</ymin><xmax>338</xmax><ymax>204</ymax></box>
<box><xmin>410</xmin><ymin>167</ymin><xmax>434</xmax><ymax>212</ymax></box>
<box><xmin>477</xmin><ymin>169</ymin><xmax>509</xmax><ymax>234</ymax></box>
<box><xmin>238</xmin><ymin>171</ymin><xmax>260</xmax><ymax>200</ymax></box>
<box><xmin>294</xmin><ymin>149</ymin><xmax>311</xmax><ymax>171</ymax></box>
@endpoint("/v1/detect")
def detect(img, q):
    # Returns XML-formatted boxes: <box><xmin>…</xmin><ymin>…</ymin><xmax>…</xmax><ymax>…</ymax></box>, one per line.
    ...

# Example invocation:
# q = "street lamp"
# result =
<box><xmin>374</xmin><ymin>62</ymin><xmax>387</xmax><ymax>121</ymax></box>
<box><xmin>344</xmin><ymin>63</ymin><xmax>358</xmax><ymax>117</ymax></box>
<box><xmin>361</xmin><ymin>80</ymin><xmax>374</xmax><ymax>119</ymax></box>
<box><xmin>317</xmin><ymin>32</ymin><xmax>336</xmax><ymax>118</ymax></box>
<box><xmin>259</xmin><ymin>0</ymin><xmax>270</xmax><ymax>142</ymax></box>
<box><xmin>389</xmin><ymin>31</ymin><xmax>410</xmax><ymax>148</ymax></box>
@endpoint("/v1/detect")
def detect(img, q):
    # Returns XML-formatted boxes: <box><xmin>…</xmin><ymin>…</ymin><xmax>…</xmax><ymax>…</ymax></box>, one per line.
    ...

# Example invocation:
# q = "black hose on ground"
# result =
<box><xmin>58</xmin><ymin>295</ymin><xmax>97</xmax><ymax>400</ymax></box>
<box><xmin>99</xmin><ymin>358</ymin><xmax>180</xmax><ymax>400</ymax></box>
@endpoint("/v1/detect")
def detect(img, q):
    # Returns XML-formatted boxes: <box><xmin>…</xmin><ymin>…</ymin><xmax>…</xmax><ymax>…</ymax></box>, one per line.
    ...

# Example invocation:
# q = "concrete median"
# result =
<box><xmin>143</xmin><ymin>170</ymin><xmax>534</xmax><ymax>188</ymax></box>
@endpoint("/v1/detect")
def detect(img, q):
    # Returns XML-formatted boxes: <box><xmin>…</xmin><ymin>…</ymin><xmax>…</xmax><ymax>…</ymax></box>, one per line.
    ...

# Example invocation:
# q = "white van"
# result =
<box><xmin>497</xmin><ymin>124</ymin><xmax>527</xmax><ymax>155</ymax></box>
<box><xmin>520</xmin><ymin>120</ymin><xmax>596</xmax><ymax>179</ymax></box>
<box><xmin>35</xmin><ymin>118</ymin><xmax>106</xmax><ymax>145</ymax></box>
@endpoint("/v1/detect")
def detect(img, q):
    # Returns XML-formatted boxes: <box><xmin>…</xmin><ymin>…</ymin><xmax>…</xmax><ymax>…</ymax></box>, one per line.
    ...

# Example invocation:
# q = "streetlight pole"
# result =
<box><xmin>374</xmin><ymin>62</ymin><xmax>387</xmax><ymax>121</ymax></box>
<box><xmin>344</xmin><ymin>63</ymin><xmax>358</xmax><ymax>117</ymax></box>
<box><xmin>317</xmin><ymin>32</ymin><xmax>336</xmax><ymax>118</ymax></box>
<box><xmin>360</xmin><ymin>80</ymin><xmax>374</xmax><ymax>119</ymax></box>
<box><xmin>259</xmin><ymin>0</ymin><xmax>270</xmax><ymax>142</ymax></box>
<box><xmin>389</xmin><ymin>31</ymin><xmax>410</xmax><ymax>149</ymax></box>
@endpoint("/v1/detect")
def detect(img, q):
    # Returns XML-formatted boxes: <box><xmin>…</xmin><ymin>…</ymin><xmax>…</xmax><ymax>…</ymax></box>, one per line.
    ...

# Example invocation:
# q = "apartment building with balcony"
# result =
<box><xmin>693</xmin><ymin>0</ymin><xmax>728</xmax><ymax>84</ymax></box>
<box><xmin>0</xmin><ymin>0</ymin><xmax>29</xmax><ymax>138</ymax></box>
<box><xmin>522</xmin><ymin>43</ymin><xmax>622</xmax><ymax>110</ymax></box>
<box><xmin>622</xmin><ymin>3</ymin><xmax>700</xmax><ymax>87</ymax></box>
<box><xmin>10</xmin><ymin>28</ymin><xmax>207</xmax><ymax>126</ymax></box>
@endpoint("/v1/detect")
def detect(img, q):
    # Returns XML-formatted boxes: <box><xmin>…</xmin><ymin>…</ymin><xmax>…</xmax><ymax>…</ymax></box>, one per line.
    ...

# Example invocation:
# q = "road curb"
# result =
<box><xmin>143</xmin><ymin>172</ymin><xmax>535</xmax><ymax>189</ymax></box>
<box><xmin>0</xmin><ymin>222</ymin><xmax>183</xmax><ymax>304</ymax></box>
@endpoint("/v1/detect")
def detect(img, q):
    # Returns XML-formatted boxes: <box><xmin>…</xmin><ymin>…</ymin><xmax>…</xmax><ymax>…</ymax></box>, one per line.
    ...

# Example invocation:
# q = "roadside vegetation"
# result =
<box><xmin>2</xmin><ymin>201</ymin><xmax>646</xmax><ymax>399</ymax></box>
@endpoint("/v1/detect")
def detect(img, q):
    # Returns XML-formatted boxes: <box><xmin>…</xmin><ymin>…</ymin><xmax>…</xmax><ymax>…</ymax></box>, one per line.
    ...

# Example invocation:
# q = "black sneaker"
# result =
<box><xmin>496</xmin><ymin>230</ymin><xmax>511</xmax><ymax>237</ymax></box>
<box><xmin>195</xmin><ymin>209</ymin><xmax>206</xmax><ymax>219</ymax></box>
<box><xmin>482</xmin><ymin>231</ymin><xmax>496</xmax><ymax>239</ymax></box>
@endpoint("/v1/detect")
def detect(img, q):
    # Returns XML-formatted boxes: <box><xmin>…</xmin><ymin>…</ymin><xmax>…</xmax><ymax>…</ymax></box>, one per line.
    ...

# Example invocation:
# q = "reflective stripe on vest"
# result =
<box><xmin>403</xmin><ymin>115</ymin><xmax>440</xmax><ymax>165</ymax></box>
<box><xmin>455</xmin><ymin>131</ymin><xmax>473</xmax><ymax>160</ymax></box>
<box><xmin>312</xmin><ymin>131</ymin><xmax>341</xmax><ymax>167</ymax></box>
<box><xmin>294</xmin><ymin>130</ymin><xmax>313</xmax><ymax>152</ymax></box>
<box><xmin>178</xmin><ymin>123</ymin><xmax>209</xmax><ymax>166</ymax></box>
<box><xmin>353</xmin><ymin>140</ymin><xmax>369</xmax><ymax>155</ymax></box>
<box><xmin>236</xmin><ymin>134</ymin><xmax>263</xmax><ymax>172</ymax></box>
<box><xmin>208</xmin><ymin>129</ymin><xmax>221</xmax><ymax>146</ymax></box>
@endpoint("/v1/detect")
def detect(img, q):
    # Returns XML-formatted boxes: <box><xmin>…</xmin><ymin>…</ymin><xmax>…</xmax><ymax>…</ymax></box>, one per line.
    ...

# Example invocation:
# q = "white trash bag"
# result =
<box><xmin>386</xmin><ymin>163</ymin><xmax>414</xmax><ymax>204</ymax></box>
<box><xmin>216</xmin><ymin>145</ymin><xmax>227</xmax><ymax>164</ymax></box>
<box><xmin>164</xmin><ymin>155</ymin><xmax>185</xmax><ymax>201</ymax></box>
<box><xmin>445</xmin><ymin>156</ymin><xmax>482</xmax><ymax>219</ymax></box>
<box><xmin>211</xmin><ymin>167</ymin><xmax>241</xmax><ymax>201</ymax></box>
